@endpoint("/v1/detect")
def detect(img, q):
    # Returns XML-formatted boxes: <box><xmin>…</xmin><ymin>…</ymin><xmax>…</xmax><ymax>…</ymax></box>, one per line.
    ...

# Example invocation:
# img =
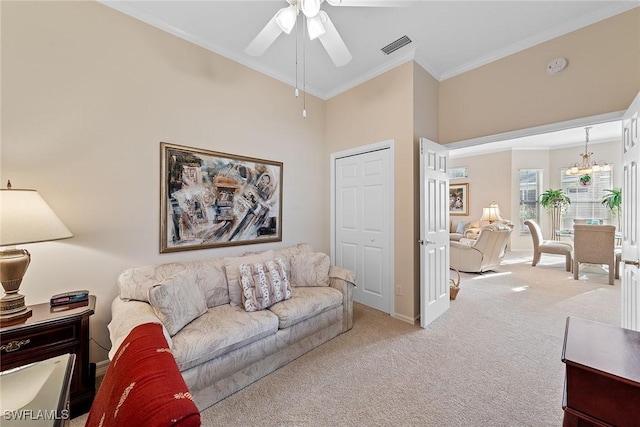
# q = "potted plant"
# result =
<box><xmin>579</xmin><ymin>174</ymin><xmax>592</xmax><ymax>186</ymax></box>
<box><xmin>540</xmin><ymin>188</ymin><xmax>571</xmax><ymax>240</ymax></box>
<box><xmin>601</xmin><ymin>188</ymin><xmax>622</xmax><ymax>230</ymax></box>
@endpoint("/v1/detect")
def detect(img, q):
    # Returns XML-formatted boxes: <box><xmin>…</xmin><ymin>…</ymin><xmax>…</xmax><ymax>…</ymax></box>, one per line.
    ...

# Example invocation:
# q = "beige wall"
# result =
<box><xmin>450</xmin><ymin>150</ymin><xmax>512</xmax><ymax>226</ymax></box>
<box><xmin>3</xmin><ymin>2</ymin><xmax>637</xmax><ymax>365</ymax></box>
<box><xmin>439</xmin><ymin>8</ymin><xmax>640</xmax><ymax>144</ymax></box>
<box><xmin>1</xmin><ymin>1</ymin><xmax>327</xmax><ymax>362</ymax></box>
<box><xmin>325</xmin><ymin>62</ymin><xmax>419</xmax><ymax>322</ymax></box>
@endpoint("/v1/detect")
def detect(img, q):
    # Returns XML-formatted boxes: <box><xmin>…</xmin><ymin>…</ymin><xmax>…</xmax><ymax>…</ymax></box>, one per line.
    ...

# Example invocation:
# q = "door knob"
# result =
<box><xmin>622</xmin><ymin>259</ymin><xmax>640</xmax><ymax>267</ymax></box>
<box><xmin>418</xmin><ymin>240</ymin><xmax>436</xmax><ymax>245</ymax></box>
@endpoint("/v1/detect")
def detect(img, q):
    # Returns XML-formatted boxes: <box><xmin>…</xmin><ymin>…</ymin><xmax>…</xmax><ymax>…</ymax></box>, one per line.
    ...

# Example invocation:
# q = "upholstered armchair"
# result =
<box><xmin>524</xmin><ymin>220</ymin><xmax>573</xmax><ymax>272</ymax></box>
<box><xmin>573</xmin><ymin>224</ymin><xmax>616</xmax><ymax>285</ymax></box>
<box><xmin>450</xmin><ymin>223</ymin><xmax>513</xmax><ymax>273</ymax></box>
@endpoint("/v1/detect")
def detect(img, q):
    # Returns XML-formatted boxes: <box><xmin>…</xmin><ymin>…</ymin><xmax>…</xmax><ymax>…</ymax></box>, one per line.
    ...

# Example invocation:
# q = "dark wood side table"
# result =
<box><xmin>561</xmin><ymin>316</ymin><xmax>640</xmax><ymax>427</ymax></box>
<box><xmin>0</xmin><ymin>295</ymin><xmax>96</xmax><ymax>417</ymax></box>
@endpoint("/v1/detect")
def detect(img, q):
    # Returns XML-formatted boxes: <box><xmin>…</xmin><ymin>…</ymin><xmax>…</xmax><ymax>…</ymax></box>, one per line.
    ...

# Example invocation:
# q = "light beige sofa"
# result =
<box><xmin>450</xmin><ymin>220</ymin><xmax>481</xmax><ymax>241</ymax></box>
<box><xmin>108</xmin><ymin>243</ymin><xmax>355</xmax><ymax>411</ymax></box>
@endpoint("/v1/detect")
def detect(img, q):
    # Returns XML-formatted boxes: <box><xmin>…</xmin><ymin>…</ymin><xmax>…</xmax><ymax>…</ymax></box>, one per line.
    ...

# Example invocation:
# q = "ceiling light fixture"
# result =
<box><xmin>307</xmin><ymin>15</ymin><xmax>326</xmax><ymax>40</ymax></box>
<box><xmin>275</xmin><ymin>5</ymin><xmax>297</xmax><ymax>34</ymax></box>
<box><xmin>565</xmin><ymin>127</ymin><xmax>611</xmax><ymax>176</ymax></box>
<box><xmin>300</xmin><ymin>0</ymin><xmax>321</xmax><ymax>18</ymax></box>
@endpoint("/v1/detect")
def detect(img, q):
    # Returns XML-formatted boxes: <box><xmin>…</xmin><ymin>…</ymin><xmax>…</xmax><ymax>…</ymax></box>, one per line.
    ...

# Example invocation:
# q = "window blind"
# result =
<box><xmin>560</xmin><ymin>169</ymin><xmax>612</xmax><ymax>230</ymax></box>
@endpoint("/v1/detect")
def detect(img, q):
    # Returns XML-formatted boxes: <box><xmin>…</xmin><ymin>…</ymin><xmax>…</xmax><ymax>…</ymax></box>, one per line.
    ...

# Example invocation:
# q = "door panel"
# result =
<box><xmin>363</xmin><ymin>246</ymin><xmax>384</xmax><ymax>296</ymax></box>
<box><xmin>420</xmin><ymin>138</ymin><xmax>450</xmax><ymax>328</ymax></box>
<box><xmin>335</xmin><ymin>148</ymin><xmax>392</xmax><ymax>313</ymax></box>
<box><xmin>622</xmin><ymin>91</ymin><xmax>640</xmax><ymax>331</ymax></box>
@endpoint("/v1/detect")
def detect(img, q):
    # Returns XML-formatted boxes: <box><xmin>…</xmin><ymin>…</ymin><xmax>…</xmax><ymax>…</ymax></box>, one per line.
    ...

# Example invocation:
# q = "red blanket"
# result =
<box><xmin>86</xmin><ymin>323</ymin><xmax>200</xmax><ymax>427</ymax></box>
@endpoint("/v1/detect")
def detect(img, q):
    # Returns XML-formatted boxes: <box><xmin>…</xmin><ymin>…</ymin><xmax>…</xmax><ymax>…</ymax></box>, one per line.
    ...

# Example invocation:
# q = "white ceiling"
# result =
<box><xmin>99</xmin><ymin>1</ymin><xmax>634</xmax><ymax>153</ymax></box>
<box><xmin>100</xmin><ymin>0</ymin><xmax>639</xmax><ymax>100</ymax></box>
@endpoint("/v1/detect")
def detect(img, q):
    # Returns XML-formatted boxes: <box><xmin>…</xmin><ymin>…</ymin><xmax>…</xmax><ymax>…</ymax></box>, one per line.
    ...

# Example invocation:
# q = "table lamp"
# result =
<box><xmin>480</xmin><ymin>202</ymin><xmax>502</xmax><ymax>224</ymax></box>
<box><xmin>0</xmin><ymin>181</ymin><xmax>73</xmax><ymax>326</ymax></box>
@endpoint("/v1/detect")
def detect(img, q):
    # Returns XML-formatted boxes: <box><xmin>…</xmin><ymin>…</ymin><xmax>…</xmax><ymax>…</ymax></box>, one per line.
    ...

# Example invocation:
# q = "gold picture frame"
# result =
<box><xmin>160</xmin><ymin>142</ymin><xmax>283</xmax><ymax>253</ymax></box>
<box><xmin>449</xmin><ymin>183</ymin><xmax>469</xmax><ymax>216</ymax></box>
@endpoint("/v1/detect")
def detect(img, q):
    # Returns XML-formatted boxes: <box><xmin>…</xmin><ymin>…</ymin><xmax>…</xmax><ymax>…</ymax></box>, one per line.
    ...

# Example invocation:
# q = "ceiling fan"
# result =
<box><xmin>245</xmin><ymin>0</ymin><xmax>401</xmax><ymax>67</ymax></box>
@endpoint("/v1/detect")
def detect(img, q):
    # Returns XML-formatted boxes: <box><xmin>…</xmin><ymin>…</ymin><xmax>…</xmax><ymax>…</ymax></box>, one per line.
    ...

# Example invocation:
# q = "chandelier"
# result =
<box><xmin>565</xmin><ymin>126</ymin><xmax>611</xmax><ymax>176</ymax></box>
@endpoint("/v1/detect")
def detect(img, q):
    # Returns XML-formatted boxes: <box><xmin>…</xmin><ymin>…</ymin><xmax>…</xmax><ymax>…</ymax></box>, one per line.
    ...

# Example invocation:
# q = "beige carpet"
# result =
<box><xmin>72</xmin><ymin>251</ymin><xmax>620</xmax><ymax>426</ymax></box>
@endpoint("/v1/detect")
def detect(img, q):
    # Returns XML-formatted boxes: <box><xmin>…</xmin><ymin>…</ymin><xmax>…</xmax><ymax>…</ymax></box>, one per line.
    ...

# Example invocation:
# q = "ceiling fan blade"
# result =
<box><xmin>317</xmin><ymin>11</ymin><xmax>352</xmax><ymax>67</ymax></box>
<box><xmin>326</xmin><ymin>0</ymin><xmax>413</xmax><ymax>6</ymax></box>
<box><xmin>245</xmin><ymin>13</ymin><xmax>284</xmax><ymax>56</ymax></box>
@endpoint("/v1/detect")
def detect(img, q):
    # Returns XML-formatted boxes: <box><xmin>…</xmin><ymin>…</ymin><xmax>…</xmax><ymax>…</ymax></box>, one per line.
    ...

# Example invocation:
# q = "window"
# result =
<box><xmin>519</xmin><ymin>169</ymin><xmax>541</xmax><ymax>234</ymax></box>
<box><xmin>560</xmin><ymin>169</ymin><xmax>612</xmax><ymax>230</ymax></box>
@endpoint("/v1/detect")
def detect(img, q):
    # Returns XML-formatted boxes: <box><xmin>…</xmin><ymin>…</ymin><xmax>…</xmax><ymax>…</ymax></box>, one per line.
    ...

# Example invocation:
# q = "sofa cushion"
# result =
<box><xmin>290</xmin><ymin>252</ymin><xmax>330</xmax><ymax>287</ymax></box>
<box><xmin>243</xmin><ymin>243</ymin><xmax>313</xmax><ymax>277</ymax></box>
<box><xmin>149</xmin><ymin>272</ymin><xmax>208</xmax><ymax>337</ymax></box>
<box><xmin>171</xmin><ymin>304</ymin><xmax>279</xmax><ymax>372</ymax></box>
<box><xmin>240</xmin><ymin>258</ymin><xmax>292</xmax><ymax>312</ymax></box>
<box><xmin>455</xmin><ymin>222</ymin><xmax>467</xmax><ymax>234</ymax></box>
<box><xmin>224</xmin><ymin>250</ymin><xmax>275</xmax><ymax>306</ymax></box>
<box><xmin>118</xmin><ymin>258</ymin><xmax>230</xmax><ymax>308</ymax></box>
<box><xmin>272</xmin><ymin>243</ymin><xmax>313</xmax><ymax>275</ymax></box>
<box><xmin>269</xmin><ymin>286</ymin><xmax>342</xmax><ymax>329</ymax></box>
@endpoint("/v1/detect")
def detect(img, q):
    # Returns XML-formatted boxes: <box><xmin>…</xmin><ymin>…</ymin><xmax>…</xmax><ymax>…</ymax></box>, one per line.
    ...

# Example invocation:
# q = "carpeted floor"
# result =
<box><xmin>72</xmin><ymin>250</ymin><xmax>620</xmax><ymax>426</ymax></box>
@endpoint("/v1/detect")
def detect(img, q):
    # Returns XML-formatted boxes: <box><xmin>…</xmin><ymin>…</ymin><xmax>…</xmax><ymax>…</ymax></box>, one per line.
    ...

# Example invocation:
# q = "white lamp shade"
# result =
<box><xmin>0</xmin><ymin>189</ymin><xmax>73</xmax><ymax>246</ymax></box>
<box><xmin>480</xmin><ymin>204</ymin><xmax>503</xmax><ymax>222</ymax></box>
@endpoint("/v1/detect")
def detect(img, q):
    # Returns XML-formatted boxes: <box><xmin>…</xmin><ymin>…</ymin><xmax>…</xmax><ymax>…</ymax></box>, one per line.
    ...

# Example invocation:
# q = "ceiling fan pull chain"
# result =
<box><xmin>302</xmin><ymin>14</ymin><xmax>307</xmax><ymax>119</ymax></box>
<box><xmin>295</xmin><ymin>14</ymin><xmax>299</xmax><ymax>98</ymax></box>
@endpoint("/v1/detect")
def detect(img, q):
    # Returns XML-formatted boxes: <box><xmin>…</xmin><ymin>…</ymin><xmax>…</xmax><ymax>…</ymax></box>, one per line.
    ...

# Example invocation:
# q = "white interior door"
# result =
<box><xmin>419</xmin><ymin>138</ymin><xmax>450</xmax><ymax>328</ymax></box>
<box><xmin>621</xmin><ymin>91</ymin><xmax>640</xmax><ymax>331</ymax></box>
<box><xmin>334</xmin><ymin>146</ymin><xmax>393</xmax><ymax>314</ymax></box>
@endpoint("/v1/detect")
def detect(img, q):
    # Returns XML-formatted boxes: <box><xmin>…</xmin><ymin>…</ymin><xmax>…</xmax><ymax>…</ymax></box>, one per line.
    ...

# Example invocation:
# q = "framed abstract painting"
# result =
<box><xmin>160</xmin><ymin>142</ymin><xmax>283</xmax><ymax>253</ymax></box>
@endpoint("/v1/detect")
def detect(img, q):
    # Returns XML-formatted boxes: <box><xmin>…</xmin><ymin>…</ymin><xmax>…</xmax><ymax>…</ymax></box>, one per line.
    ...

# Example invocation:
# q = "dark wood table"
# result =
<box><xmin>0</xmin><ymin>296</ymin><xmax>96</xmax><ymax>417</ymax></box>
<box><xmin>561</xmin><ymin>316</ymin><xmax>640</xmax><ymax>426</ymax></box>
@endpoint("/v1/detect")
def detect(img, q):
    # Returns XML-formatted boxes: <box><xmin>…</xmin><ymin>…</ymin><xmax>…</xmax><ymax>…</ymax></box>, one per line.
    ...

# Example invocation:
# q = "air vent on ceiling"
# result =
<box><xmin>381</xmin><ymin>35</ymin><xmax>412</xmax><ymax>55</ymax></box>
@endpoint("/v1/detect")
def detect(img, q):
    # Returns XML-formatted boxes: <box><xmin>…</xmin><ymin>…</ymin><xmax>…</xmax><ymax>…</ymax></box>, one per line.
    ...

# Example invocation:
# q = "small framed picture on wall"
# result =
<box><xmin>449</xmin><ymin>183</ymin><xmax>469</xmax><ymax>216</ymax></box>
<box><xmin>449</xmin><ymin>166</ymin><xmax>468</xmax><ymax>179</ymax></box>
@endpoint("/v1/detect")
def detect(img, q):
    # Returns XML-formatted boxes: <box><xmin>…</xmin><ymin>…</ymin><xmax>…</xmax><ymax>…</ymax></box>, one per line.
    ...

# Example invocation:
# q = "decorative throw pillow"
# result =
<box><xmin>148</xmin><ymin>272</ymin><xmax>207</xmax><ymax>336</ymax></box>
<box><xmin>455</xmin><ymin>222</ymin><xmax>467</xmax><ymax>234</ymax></box>
<box><xmin>290</xmin><ymin>252</ymin><xmax>330</xmax><ymax>287</ymax></box>
<box><xmin>239</xmin><ymin>258</ymin><xmax>291</xmax><ymax>312</ymax></box>
<box><xmin>224</xmin><ymin>250</ymin><xmax>275</xmax><ymax>306</ymax></box>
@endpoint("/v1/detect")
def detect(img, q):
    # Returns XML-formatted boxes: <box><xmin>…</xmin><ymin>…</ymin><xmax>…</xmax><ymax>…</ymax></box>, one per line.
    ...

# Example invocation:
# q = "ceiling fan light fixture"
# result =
<box><xmin>275</xmin><ymin>5</ymin><xmax>297</xmax><ymax>34</ymax></box>
<box><xmin>326</xmin><ymin>0</ymin><xmax>342</xmax><ymax>5</ymax></box>
<box><xmin>307</xmin><ymin>15</ymin><xmax>326</xmax><ymax>40</ymax></box>
<box><xmin>300</xmin><ymin>0</ymin><xmax>321</xmax><ymax>18</ymax></box>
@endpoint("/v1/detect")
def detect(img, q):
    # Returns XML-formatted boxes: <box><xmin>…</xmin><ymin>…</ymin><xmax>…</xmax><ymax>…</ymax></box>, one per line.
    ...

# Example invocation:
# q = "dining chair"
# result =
<box><xmin>573</xmin><ymin>224</ymin><xmax>616</xmax><ymax>285</ymax></box>
<box><xmin>524</xmin><ymin>220</ymin><xmax>573</xmax><ymax>272</ymax></box>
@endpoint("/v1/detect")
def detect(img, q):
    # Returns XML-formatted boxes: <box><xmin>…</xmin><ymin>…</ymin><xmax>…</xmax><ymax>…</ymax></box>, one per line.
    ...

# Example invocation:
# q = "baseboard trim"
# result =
<box><xmin>392</xmin><ymin>312</ymin><xmax>416</xmax><ymax>325</ymax></box>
